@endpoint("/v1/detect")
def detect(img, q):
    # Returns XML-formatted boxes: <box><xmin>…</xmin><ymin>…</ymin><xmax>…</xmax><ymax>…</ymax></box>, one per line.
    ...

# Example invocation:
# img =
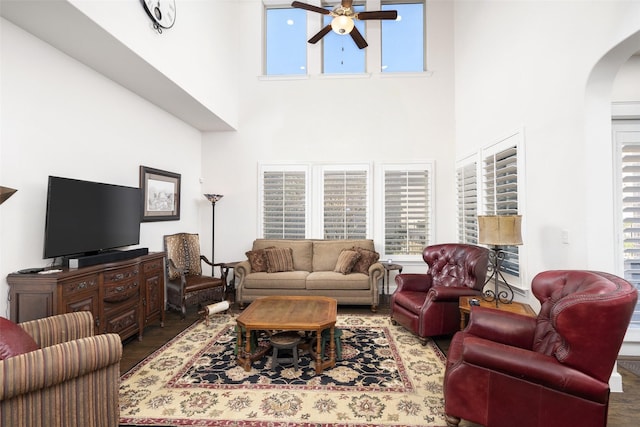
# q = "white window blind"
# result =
<box><xmin>323</xmin><ymin>169</ymin><xmax>368</xmax><ymax>239</ymax></box>
<box><xmin>261</xmin><ymin>169</ymin><xmax>307</xmax><ymax>239</ymax></box>
<box><xmin>383</xmin><ymin>166</ymin><xmax>432</xmax><ymax>256</ymax></box>
<box><xmin>456</xmin><ymin>161</ymin><xmax>478</xmax><ymax>244</ymax></box>
<box><xmin>483</xmin><ymin>145</ymin><xmax>520</xmax><ymax>277</ymax></box>
<box><xmin>617</xmin><ymin>124</ymin><xmax>640</xmax><ymax>329</ymax></box>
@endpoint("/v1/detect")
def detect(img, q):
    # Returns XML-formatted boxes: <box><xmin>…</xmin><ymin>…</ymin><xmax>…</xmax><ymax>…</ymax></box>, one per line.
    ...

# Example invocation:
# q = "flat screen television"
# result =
<box><xmin>43</xmin><ymin>176</ymin><xmax>142</xmax><ymax>259</ymax></box>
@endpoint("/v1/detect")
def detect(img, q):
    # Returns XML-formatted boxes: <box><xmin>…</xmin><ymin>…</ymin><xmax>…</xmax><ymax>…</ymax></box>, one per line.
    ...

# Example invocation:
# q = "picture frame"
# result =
<box><xmin>140</xmin><ymin>166</ymin><xmax>181</xmax><ymax>222</ymax></box>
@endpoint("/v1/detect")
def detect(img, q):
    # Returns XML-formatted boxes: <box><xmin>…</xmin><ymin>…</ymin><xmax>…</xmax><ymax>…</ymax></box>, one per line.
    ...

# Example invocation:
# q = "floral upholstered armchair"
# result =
<box><xmin>0</xmin><ymin>311</ymin><xmax>122</xmax><ymax>427</ymax></box>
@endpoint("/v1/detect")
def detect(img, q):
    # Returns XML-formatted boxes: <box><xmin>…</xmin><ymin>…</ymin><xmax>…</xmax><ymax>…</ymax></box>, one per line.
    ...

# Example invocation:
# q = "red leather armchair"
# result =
<box><xmin>390</xmin><ymin>244</ymin><xmax>490</xmax><ymax>343</ymax></box>
<box><xmin>443</xmin><ymin>270</ymin><xmax>638</xmax><ymax>427</ymax></box>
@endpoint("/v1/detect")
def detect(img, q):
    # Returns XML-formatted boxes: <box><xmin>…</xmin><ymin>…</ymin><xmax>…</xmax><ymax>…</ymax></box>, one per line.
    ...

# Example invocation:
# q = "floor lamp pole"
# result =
<box><xmin>204</xmin><ymin>194</ymin><xmax>223</xmax><ymax>276</ymax></box>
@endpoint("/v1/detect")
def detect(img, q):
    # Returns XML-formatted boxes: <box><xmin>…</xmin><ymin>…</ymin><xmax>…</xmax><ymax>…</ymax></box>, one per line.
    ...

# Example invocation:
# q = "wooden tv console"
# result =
<box><xmin>7</xmin><ymin>252</ymin><xmax>165</xmax><ymax>341</ymax></box>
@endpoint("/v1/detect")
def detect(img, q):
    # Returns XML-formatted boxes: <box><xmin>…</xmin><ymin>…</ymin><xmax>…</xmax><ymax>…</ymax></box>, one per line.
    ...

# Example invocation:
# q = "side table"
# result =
<box><xmin>381</xmin><ymin>262</ymin><xmax>403</xmax><ymax>295</ymax></box>
<box><xmin>221</xmin><ymin>261</ymin><xmax>242</xmax><ymax>300</ymax></box>
<box><xmin>458</xmin><ymin>295</ymin><xmax>536</xmax><ymax>330</ymax></box>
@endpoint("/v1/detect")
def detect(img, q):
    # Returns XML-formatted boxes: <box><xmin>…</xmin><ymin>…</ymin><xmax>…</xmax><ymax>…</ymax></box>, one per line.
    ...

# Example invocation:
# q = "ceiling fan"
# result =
<box><xmin>291</xmin><ymin>0</ymin><xmax>398</xmax><ymax>49</ymax></box>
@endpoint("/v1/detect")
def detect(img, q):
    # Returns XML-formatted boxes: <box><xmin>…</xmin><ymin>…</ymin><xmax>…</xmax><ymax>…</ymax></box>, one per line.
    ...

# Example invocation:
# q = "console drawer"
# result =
<box><xmin>60</xmin><ymin>273</ymin><xmax>99</xmax><ymax>296</ymax></box>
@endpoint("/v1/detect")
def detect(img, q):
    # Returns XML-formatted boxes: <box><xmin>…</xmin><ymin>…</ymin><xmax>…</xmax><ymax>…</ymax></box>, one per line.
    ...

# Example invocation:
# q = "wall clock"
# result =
<box><xmin>142</xmin><ymin>0</ymin><xmax>176</xmax><ymax>32</ymax></box>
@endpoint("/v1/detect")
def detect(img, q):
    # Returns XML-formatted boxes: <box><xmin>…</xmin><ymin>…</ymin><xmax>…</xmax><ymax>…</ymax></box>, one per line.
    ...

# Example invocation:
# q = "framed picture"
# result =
<box><xmin>140</xmin><ymin>166</ymin><xmax>181</xmax><ymax>222</ymax></box>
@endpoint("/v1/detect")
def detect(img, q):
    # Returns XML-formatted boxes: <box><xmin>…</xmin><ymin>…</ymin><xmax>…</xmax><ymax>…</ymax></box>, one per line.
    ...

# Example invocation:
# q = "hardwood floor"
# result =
<box><xmin>121</xmin><ymin>300</ymin><xmax>638</xmax><ymax>427</ymax></box>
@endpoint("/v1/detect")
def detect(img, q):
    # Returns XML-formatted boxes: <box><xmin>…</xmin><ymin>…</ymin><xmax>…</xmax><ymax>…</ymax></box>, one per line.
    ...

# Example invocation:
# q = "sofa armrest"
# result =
<box><xmin>465</xmin><ymin>306</ymin><xmax>537</xmax><ymax>349</ymax></box>
<box><xmin>235</xmin><ymin>260</ymin><xmax>251</xmax><ymax>281</ymax></box>
<box><xmin>19</xmin><ymin>311</ymin><xmax>95</xmax><ymax>348</ymax></box>
<box><xmin>462</xmin><ymin>335</ymin><xmax>609</xmax><ymax>403</ymax></box>
<box><xmin>0</xmin><ymin>333</ymin><xmax>122</xmax><ymax>401</ymax></box>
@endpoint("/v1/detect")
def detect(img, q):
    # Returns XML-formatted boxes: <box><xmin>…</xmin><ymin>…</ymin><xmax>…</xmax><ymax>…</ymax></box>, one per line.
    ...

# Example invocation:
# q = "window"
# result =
<box><xmin>259</xmin><ymin>165</ymin><xmax>309</xmax><ymax>238</ymax></box>
<box><xmin>456</xmin><ymin>160</ymin><xmax>478</xmax><ymax>244</ymax></box>
<box><xmin>381</xmin><ymin>2</ymin><xmax>425</xmax><ymax>72</ymax></box>
<box><xmin>259</xmin><ymin>162</ymin><xmax>432</xmax><ymax>259</ymax></box>
<box><xmin>321</xmin><ymin>167</ymin><xmax>369</xmax><ymax>238</ymax></box>
<box><xmin>482</xmin><ymin>140</ymin><xmax>521</xmax><ymax>280</ymax></box>
<box><xmin>323</xmin><ymin>4</ymin><xmax>366</xmax><ymax>74</ymax></box>
<box><xmin>265</xmin><ymin>7</ymin><xmax>307</xmax><ymax>75</ymax></box>
<box><xmin>615</xmin><ymin>120</ymin><xmax>640</xmax><ymax>330</ymax></box>
<box><xmin>381</xmin><ymin>163</ymin><xmax>433</xmax><ymax>258</ymax></box>
<box><xmin>264</xmin><ymin>1</ymin><xmax>426</xmax><ymax>76</ymax></box>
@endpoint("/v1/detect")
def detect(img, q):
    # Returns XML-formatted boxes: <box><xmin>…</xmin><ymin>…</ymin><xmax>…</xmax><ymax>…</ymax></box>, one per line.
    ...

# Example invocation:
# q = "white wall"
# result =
<box><xmin>0</xmin><ymin>19</ymin><xmax>204</xmax><ymax>318</ymax></box>
<box><xmin>454</xmin><ymin>1</ymin><xmax>640</xmax><ymax>310</ymax></box>
<box><xmin>200</xmin><ymin>0</ymin><xmax>457</xmax><ymax>271</ymax></box>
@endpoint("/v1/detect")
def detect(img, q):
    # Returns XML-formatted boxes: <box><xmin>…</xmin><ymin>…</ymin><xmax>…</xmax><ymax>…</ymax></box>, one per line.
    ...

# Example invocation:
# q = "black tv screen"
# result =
<box><xmin>43</xmin><ymin>176</ymin><xmax>142</xmax><ymax>259</ymax></box>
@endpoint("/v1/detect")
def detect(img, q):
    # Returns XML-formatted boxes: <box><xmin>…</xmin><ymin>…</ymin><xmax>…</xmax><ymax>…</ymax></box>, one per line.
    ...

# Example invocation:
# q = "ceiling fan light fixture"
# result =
<box><xmin>331</xmin><ymin>15</ymin><xmax>354</xmax><ymax>35</ymax></box>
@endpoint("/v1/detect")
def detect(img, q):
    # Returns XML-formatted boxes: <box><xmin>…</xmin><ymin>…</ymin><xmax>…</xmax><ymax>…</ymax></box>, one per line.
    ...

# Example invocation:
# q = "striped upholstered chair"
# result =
<box><xmin>0</xmin><ymin>311</ymin><xmax>122</xmax><ymax>427</ymax></box>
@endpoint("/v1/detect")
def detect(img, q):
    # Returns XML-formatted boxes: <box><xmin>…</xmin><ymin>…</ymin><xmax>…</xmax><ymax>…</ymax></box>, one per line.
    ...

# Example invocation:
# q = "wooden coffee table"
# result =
<box><xmin>459</xmin><ymin>295</ymin><xmax>536</xmax><ymax>330</ymax></box>
<box><xmin>236</xmin><ymin>295</ymin><xmax>338</xmax><ymax>374</ymax></box>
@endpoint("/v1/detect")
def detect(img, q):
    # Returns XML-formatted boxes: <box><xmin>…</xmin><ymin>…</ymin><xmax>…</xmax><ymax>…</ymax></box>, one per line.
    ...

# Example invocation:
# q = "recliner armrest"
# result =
<box><xmin>461</xmin><ymin>335</ymin><xmax>609</xmax><ymax>403</ymax></box>
<box><xmin>395</xmin><ymin>273</ymin><xmax>433</xmax><ymax>292</ymax></box>
<box><xmin>465</xmin><ymin>306</ymin><xmax>536</xmax><ymax>349</ymax></box>
<box><xmin>428</xmin><ymin>286</ymin><xmax>482</xmax><ymax>301</ymax></box>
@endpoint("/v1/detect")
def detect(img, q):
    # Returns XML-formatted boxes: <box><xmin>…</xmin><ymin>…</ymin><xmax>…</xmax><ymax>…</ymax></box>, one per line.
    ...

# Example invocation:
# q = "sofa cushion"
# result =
<box><xmin>352</xmin><ymin>247</ymin><xmax>380</xmax><ymax>275</ymax></box>
<box><xmin>306</xmin><ymin>271</ymin><xmax>371</xmax><ymax>290</ymax></box>
<box><xmin>244</xmin><ymin>271</ymin><xmax>309</xmax><ymax>289</ymax></box>
<box><xmin>252</xmin><ymin>240</ymin><xmax>313</xmax><ymax>271</ymax></box>
<box><xmin>0</xmin><ymin>316</ymin><xmax>39</xmax><ymax>360</ymax></box>
<box><xmin>245</xmin><ymin>247</ymin><xmax>272</xmax><ymax>273</ymax></box>
<box><xmin>334</xmin><ymin>249</ymin><xmax>361</xmax><ymax>274</ymax></box>
<box><xmin>265</xmin><ymin>247</ymin><xmax>295</xmax><ymax>273</ymax></box>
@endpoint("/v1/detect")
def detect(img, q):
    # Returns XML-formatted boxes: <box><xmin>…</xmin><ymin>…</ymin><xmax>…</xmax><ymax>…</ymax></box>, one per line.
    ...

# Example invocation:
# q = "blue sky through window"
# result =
<box><xmin>266</xmin><ymin>3</ymin><xmax>424</xmax><ymax>75</ymax></box>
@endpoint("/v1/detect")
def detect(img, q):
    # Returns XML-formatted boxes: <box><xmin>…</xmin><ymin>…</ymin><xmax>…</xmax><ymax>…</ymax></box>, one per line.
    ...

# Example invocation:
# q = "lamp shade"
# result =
<box><xmin>478</xmin><ymin>215</ymin><xmax>523</xmax><ymax>246</ymax></box>
<box><xmin>204</xmin><ymin>194</ymin><xmax>223</xmax><ymax>203</ymax></box>
<box><xmin>331</xmin><ymin>15</ymin><xmax>355</xmax><ymax>35</ymax></box>
<box><xmin>0</xmin><ymin>186</ymin><xmax>17</xmax><ymax>205</ymax></box>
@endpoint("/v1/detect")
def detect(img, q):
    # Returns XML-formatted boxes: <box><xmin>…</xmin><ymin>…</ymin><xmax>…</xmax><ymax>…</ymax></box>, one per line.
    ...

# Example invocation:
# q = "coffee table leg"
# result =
<box><xmin>314</xmin><ymin>334</ymin><xmax>322</xmax><ymax>375</ymax></box>
<box><xmin>242</xmin><ymin>328</ymin><xmax>253</xmax><ymax>371</ymax></box>
<box><xmin>328</xmin><ymin>326</ymin><xmax>336</xmax><ymax>364</ymax></box>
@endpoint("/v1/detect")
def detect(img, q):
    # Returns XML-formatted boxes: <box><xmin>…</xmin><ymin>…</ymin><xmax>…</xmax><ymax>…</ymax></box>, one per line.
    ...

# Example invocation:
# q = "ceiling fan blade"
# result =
<box><xmin>350</xmin><ymin>26</ymin><xmax>368</xmax><ymax>49</ymax></box>
<box><xmin>308</xmin><ymin>24</ymin><xmax>332</xmax><ymax>44</ymax></box>
<box><xmin>341</xmin><ymin>0</ymin><xmax>354</xmax><ymax>8</ymax></box>
<box><xmin>291</xmin><ymin>1</ymin><xmax>330</xmax><ymax>15</ymax></box>
<box><xmin>356</xmin><ymin>10</ymin><xmax>398</xmax><ymax>20</ymax></box>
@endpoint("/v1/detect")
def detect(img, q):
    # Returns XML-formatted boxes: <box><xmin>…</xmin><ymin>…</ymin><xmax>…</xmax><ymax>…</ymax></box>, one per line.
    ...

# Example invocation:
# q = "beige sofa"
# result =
<box><xmin>235</xmin><ymin>239</ymin><xmax>384</xmax><ymax>311</ymax></box>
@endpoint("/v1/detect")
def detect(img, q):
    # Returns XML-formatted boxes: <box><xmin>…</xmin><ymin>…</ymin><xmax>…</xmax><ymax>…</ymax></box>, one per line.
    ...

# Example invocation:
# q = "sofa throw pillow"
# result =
<box><xmin>265</xmin><ymin>247</ymin><xmax>295</xmax><ymax>273</ymax></box>
<box><xmin>334</xmin><ymin>249</ymin><xmax>361</xmax><ymax>275</ymax></box>
<box><xmin>245</xmin><ymin>247</ymin><xmax>273</xmax><ymax>273</ymax></box>
<box><xmin>352</xmin><ymin>246</ymin><xmax>380</xmax><ymax>275</ymax></box>
<box><xmin>0</xmin><ymin>317</ymin><xmax>39</xmax><ymax>360</ymax></box>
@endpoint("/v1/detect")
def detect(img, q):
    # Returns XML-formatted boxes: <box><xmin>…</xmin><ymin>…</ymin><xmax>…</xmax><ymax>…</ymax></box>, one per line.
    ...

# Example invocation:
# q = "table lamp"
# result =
<box><xmin>477</xmin><ymin>215</ymin><xmax>523</xmax><ymax>306</ymax></box>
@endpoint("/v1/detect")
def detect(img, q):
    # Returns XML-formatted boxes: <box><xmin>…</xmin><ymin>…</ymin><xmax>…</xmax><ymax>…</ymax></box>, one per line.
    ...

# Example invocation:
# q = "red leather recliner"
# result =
<box><xmin>390</xmin><ymin>244</ymin><xmax>490</xmax><ymax>343</ymax></box>
<box><xmin>443</xmin><ymin>270</ymin><xmax>638</xmax><ymax>427</ymax></box>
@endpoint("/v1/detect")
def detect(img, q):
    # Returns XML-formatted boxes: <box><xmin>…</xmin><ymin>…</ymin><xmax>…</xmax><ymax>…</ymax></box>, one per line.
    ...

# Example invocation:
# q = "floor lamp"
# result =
<box><xmin>477</xmin><ymin>215</ymin><xmax>523</xmax><ymax>306</ymax></box>
<box><xmin>204</xmin><ymin>194</ymin><xmax>223</xmax><ymax>275</ymax></box>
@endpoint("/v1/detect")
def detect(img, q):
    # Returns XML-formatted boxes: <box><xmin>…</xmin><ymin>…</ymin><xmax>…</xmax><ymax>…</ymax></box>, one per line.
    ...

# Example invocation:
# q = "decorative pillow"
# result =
<box><xmin>245</xmin><ymin>247</ymin><xmax>273</xmax><ymax>273</ymax></box>
<box><xmin>352</xmin><ymin>247</ymin><xmax>380</xmax><ymax>275</ymax></box>
<box><xmin>334</xmin><ymin>249</ymin><xmax>361</xmax><ymax>275</ymax></box>
<box><xmin>0</xmin><ymin>317</ymin><xmax>39</xmax><ymax>360</ymax></box>
<box><xmin>264</xmin><ymin>247</ymin><xmax>295</xmax><ymax>273</ymax></box>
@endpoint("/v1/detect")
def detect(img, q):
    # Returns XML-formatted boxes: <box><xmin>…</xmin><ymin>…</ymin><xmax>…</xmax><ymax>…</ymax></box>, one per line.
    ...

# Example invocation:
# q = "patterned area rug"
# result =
<box><xmin>119</xmin><ymin>314</ymin><xmax>447</xmax><ymax>426</ymax></box>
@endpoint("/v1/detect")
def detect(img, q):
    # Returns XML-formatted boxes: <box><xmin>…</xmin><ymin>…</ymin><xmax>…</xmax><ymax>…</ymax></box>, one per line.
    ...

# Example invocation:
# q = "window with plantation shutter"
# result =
<box><xmin>382</xmin><ymin>164</ymin><xmax>432</xmax><ymax>257</ymax></box>
<box><xmin>615</xmin><ymin>120</ymin><xmax>640</xmax><ymax>331</ymax></box>
<box><xmin>456</xmin><ymin>160</ymin><xmax>478</xmax><ymax>244</ymax></box>
<box><xmin>260</xmin><ymin>166</ymin><xmax>308</xmax><ymax>239</ymax></box>
<box><xmin>482</xmin><ymin>143</ymin><xmax>520</xmax><ymax>278</ymax></box>
<box><xmin>322</xmin><ymin>168</ymin><xmax>369</xmax><ymax>239</ymax></box>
